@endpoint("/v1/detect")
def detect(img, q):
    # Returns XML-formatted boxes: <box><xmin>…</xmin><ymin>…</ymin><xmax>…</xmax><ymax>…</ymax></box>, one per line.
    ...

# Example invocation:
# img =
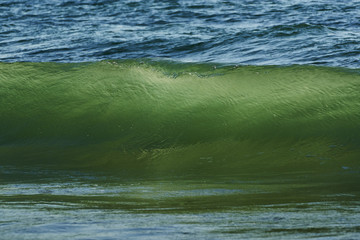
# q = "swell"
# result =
<box><xmin>0</xmin><ymin>60</ymin><xmax>359</xmax><ymax>176</ymax></box>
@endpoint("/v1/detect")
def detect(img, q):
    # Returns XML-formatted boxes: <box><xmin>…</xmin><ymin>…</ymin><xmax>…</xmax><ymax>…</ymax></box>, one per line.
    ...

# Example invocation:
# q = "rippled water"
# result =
<box><xmin>1</xmin><ymin>0</ymin><xmax>360</xmax><ymax>239</ymax></box>
<box><xmin>1</xmin><ymin>0</ymin><xmax>359</xmax><ymax>67</ymax></box>
<box><xmin>1</xmin><ymin>168</ymin><xmax>360</xmax><ymax>240</ymax></box>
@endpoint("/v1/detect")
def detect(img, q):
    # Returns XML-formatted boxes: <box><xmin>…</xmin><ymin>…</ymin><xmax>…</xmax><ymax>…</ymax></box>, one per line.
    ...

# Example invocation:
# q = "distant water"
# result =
<box><xmin>1</xmin><ymin>0</ymin><xmax>360</xmax><ymax>67</ymax></box>
<box><xmin>1</xmin><ymin>1</ymin><xmax>360</xmax><ymax>240</ymax></box>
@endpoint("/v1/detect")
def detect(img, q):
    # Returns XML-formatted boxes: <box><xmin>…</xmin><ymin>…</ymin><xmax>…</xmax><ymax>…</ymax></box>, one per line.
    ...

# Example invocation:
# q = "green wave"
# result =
<box><xmin>1</xmin><ymin>60</ymin><xmax>359</xmax><ymax>177</ymax></box>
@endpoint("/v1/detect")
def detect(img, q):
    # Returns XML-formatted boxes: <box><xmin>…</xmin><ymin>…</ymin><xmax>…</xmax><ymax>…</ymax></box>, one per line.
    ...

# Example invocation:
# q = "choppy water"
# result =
<box><xmin>1</xmin><ymin>0</ymin><xmax>360</xmax><ymax>239</ymax></box>
<box><xmin>1</xmin><ymin>0</ymin><xmax>360</xmax><ymax>67</ymax></box>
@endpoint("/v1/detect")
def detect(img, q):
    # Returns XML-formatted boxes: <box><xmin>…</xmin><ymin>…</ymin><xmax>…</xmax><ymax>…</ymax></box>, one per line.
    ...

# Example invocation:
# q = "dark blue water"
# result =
<box><xmin>1</xmin><ymin>0</ymin><xmax>359</xmax><ymax>67</ymax></box>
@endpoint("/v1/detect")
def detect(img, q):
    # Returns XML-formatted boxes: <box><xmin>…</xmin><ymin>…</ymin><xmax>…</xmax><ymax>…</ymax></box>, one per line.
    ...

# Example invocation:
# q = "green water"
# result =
<box><xmin>1</xmin><ymin>60</ymin><xmax>360</xmax><ymax>239</ymax></box>
<box><xmin>1</xmin><ymin>60</ymin><xmax>359</xmax><ymax>175</ymax></box>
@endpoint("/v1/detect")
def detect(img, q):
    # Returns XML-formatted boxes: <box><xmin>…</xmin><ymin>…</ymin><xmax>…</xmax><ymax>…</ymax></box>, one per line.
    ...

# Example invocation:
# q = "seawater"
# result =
<box><xmin>1</xmin><ymin>0</ymin><xmax>360</xmax><ymax>239</ymax></box>
<box><xmin>1</xmin><ymin>169</ymin><xmax>360</xmax><ymax>240</ymax></box>
<box><xmin>1</xmin><ymin>0</ymin><xmax>359</xmax><ymax>67</ymax></box>
<box><xmin>1</xmin><ymin>60</ymin><xmax>360</xmax><ymax>239</ymax></box>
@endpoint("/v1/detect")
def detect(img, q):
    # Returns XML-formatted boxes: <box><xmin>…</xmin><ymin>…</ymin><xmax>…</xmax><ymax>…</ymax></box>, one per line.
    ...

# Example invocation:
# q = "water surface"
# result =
<box><xmin>1</xmin><ymin>0</ymin><xmax>360</xmax><ymax>239</ymax></box>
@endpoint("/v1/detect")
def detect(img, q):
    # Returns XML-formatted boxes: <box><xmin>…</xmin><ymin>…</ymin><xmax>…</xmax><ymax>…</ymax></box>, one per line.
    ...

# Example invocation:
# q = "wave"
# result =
<box><xmin>1</xmin><ymin>60</ymin><xmax>359</xmax><ymax>177</ymax></box>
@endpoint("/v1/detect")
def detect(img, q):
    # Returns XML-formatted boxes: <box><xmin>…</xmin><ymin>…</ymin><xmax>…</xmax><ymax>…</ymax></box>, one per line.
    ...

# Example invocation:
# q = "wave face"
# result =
<box><xmin>1</xmin><ymin>60</ymin><xmax>360</xmax><ymax>177</ymax></box>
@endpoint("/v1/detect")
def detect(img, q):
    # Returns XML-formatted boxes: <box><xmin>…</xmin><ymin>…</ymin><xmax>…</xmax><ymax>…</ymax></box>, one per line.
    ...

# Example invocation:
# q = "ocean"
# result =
<box><xmin>1</xmin><ymin>0</ymin><xmax>360</xmax><ymax>239</ymax></box>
